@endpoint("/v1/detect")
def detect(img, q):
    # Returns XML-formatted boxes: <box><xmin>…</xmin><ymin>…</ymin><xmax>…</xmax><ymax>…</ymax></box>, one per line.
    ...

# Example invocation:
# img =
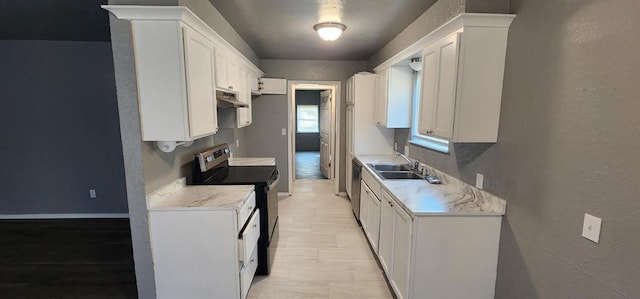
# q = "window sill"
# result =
<box><xmin>409</xmin><ymin>137</ymin><xmax>449</xmax><ymax>154</ymax></box>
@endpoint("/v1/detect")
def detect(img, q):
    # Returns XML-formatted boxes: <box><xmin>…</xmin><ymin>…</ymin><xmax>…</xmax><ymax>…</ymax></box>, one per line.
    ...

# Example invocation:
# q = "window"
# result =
<box><xmin>410</xmin><ymin>71</ymin><xmax>450</xmax><ymax>153</ymax></box>
<box><xmin>296</xmin><ymin>105</ymin><xmax>319</xmax><ymax>133</ymax></box>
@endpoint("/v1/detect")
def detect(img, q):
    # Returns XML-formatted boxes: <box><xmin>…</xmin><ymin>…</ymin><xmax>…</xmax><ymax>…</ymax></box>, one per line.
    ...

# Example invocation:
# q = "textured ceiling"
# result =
<box><xmin>0</xmin><ymin>0</ymin><xmax>436</xmax><ymax>60</ymax></box>
<box><xmin>209</xmin><ymin>0</ymin><xmax>438</xmax><ymax>60</ymax></box>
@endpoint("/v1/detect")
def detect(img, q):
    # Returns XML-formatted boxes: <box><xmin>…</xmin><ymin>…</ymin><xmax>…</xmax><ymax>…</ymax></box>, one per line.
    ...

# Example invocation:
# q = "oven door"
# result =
<box><xmin>266</xmin><ymin>170</ymin><xmax>280</xmax><ymax>242</ymax></box>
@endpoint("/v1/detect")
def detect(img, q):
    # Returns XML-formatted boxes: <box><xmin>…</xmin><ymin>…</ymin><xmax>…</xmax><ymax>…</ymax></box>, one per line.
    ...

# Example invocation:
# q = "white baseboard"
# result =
<box><xmin>0</xmin><ymin>213</ymin><xmax>130</xmax><ymax>219</ymax></box>
<box><xmin>278</xmin><ymin>192</ymin><xmax>291</xmax><ymax>197</ymax></box>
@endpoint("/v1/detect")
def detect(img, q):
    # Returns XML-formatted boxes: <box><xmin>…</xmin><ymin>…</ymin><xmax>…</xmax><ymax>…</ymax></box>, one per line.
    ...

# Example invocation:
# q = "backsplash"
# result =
<box><xmin>394</xmin><ymin>128</ymin><xmax>505</xmax><ymax>199</ymax></box>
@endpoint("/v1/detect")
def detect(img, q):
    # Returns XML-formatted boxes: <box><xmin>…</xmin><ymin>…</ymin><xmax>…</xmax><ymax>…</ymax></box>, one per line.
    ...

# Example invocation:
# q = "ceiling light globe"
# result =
<box><xmin>314</xmin><ymin>23</ymin><xmax>346</xmax><ymax>41</ymax></box>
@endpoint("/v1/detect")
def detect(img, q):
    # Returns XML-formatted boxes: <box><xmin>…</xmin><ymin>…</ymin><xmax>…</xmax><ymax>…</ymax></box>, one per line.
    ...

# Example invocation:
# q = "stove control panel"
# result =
<box><xmin>196</xmin><ymin>144</ymin><xmax>231</xmax><ymax>172</ymax></box>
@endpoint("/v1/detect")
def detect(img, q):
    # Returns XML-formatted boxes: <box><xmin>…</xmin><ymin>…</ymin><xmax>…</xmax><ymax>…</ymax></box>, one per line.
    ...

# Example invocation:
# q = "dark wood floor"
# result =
<box><xmin>295</xmin><ymin>151</ymin><xmax>328</xmax><ymax>180</ymax></box>
<box><xmin>0</xmin><ymin>219</ymin><xmax>137</xmax><ymax>298</ymax></box>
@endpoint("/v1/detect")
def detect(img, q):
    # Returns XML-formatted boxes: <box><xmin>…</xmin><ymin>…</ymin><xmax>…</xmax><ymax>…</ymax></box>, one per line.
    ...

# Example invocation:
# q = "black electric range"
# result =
<box><xmin>192</xmin><ymin>144</ymin><xmax>279</xmax><ymax>275</ymax></box>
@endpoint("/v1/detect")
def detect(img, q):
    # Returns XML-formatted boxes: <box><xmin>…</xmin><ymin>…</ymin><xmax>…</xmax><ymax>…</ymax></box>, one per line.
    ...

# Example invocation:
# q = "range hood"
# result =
<box><xmin>216</xmin><ymin>90</ymin><xmax>247</xmax><ymax>108</ymax></box>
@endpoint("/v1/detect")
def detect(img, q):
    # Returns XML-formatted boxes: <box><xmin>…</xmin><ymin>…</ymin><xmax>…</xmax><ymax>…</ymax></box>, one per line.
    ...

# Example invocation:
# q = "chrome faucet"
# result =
<box><xmin>397</xmin><ymin>152</ymin><xmax>418</xmax><ymax>170</ymax></box>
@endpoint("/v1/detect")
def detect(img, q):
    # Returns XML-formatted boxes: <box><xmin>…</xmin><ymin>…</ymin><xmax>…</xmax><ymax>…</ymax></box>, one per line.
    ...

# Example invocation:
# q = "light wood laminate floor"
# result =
<box><xmin>248</xmin><ymin>179</ymin><xmax>393</xmax><ymax>299</ymax></box>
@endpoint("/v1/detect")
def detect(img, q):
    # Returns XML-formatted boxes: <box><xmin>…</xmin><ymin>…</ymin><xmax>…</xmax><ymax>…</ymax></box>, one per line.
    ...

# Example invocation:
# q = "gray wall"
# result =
<box><xmin>0</xmin><ymin>40</ymin><xmax>127</xmax><ymax>215</ymax></box>
<box><xmin>396</xmin><ymin>0</ymin><xmax>640</xmax><ymax>297</ymax></box>
<box><xmin>250</xmin><ymin>59</ymin><xmax>369</xmax><ymax>192</ymax></box>
<box><xmin>295</xmin><ymin>90</ymin><xmax>321</xmax><ymax>152</ymax></box>
<box><xmin>243</xmin><ymin>94</ymin><xmax>289</xmax><ymax>192</ymax></box>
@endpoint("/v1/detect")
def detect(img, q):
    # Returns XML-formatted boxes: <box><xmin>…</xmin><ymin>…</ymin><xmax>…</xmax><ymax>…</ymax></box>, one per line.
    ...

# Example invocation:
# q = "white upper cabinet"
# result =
<box><xmin>102</xmin><ymin>6</ymin><xmax>264</xmax><ymax>142</ymax></box>
<box><xmin>249</xmin><ymin>72</ymin><xmax>261</xmax><ymax>95</ymax></box>
<box><xmin>375</xmin><ymin>66</ymin><xmax>413</xmax><ymax>128</ymax></box>
<box><xmin>183</xmin><ymin>26</ymin><xmax>219</xmax><ymax>138</ymax></box>
<box><xmin>419</xmin><ymin>33</ymin><xmax>460</xmax><ymax>139</ymax></box>
<box><xmin>112</xmin><ymin>19</ymin><xmax>218</xmax><ymax>142</ymax></box>
<box><xmin>418</xmin><ymin>17</ymin><xmax>513</xmax><ymax>142</ymax></box>
<box><xmin>215</xmin><ymin>49</ymin><xmax>240</xmax><ymax>93</ymax></box>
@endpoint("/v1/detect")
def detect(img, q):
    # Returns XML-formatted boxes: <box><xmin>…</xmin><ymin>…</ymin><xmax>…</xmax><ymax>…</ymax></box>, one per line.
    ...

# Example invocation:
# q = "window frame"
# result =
<box><xmin>296</xmin><ymin>104</ymin><xmax>320</xmax><ymax>133</ymax></box>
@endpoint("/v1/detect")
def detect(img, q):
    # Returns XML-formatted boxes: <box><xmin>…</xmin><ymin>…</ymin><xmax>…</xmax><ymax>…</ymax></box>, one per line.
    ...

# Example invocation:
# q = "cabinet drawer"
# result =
<box><xmin>238</xmin><ymin>209</ymin><xmax>260</xmax><ymax>265</ymax></box>
<box><xmin>237</xmin><ymin>192</ymin><xmax>256</xmax><ymax>229</ymax></box>
<box><xmin>240</xmin><ymin>246</ymin><xmax>258</xmax><ymax>299</ymax></box>
<box><xmin>362</xmin><ymin>169</ymin><xmax>382</xmax><ymax>198</ymax></box>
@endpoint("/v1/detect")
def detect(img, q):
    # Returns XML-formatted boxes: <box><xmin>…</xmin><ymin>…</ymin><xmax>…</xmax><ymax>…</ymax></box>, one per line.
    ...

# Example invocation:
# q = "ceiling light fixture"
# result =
<box><xmin>313</xmin><ymin>22</ymin><xmax>346</xmax><ymax>41</ymax></box>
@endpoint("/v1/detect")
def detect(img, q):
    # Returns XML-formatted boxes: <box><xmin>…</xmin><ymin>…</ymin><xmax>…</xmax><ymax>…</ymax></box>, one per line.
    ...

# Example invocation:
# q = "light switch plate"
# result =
<box><xmin>404</xmin><ymin>145</ymin><xmax>410</xmax><ymax>156</ymax></box>
<box><xmin>236</xmin><ymin>139</ymin><xmax>240</xmax><ymax>148</ymax></box>
<box><xmin>394</xmin><ymin>143</ymin><xmax>398</xmax><ymax>151</ymax></box>
<box><xmin>281</xmin><ymin>128</ymin><xmax>286</xmax><ymax>136</ymax></box>
<box><xmin>582</xmin><ymin>213</ymin><xmax>602</xmax><ymax>243</ymax></box>
<box><xmin>476</xmin><ymin>173</ymin><xmax>484</xmax><ymax>189</ymax></box>
<box><xmin>89</xmin><ymin>189</ymin><xmax>96</xmax><ymax>199</ymax></box>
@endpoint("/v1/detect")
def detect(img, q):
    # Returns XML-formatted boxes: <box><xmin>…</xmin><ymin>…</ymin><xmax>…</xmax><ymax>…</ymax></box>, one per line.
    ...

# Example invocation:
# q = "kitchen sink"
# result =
<box><xmin>367</xmin><ymin>163</ymin><xmax>412</xmax><ymax>171</ymax></box>
<box><xmin>378</xmin><ymin>171</ymin><xmax>424</xmax><ymax>180</ymax></box>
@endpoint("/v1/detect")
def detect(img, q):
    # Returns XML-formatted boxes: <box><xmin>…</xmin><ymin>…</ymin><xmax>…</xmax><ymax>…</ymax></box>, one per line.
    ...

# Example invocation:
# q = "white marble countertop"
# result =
<box><xmin>228</xmin><ymin>157</ymin><xmax>276</xmax><ymax>166</ymax></box>
<box><xmin>356</xmin><ymin>155</ymin><xmax>506</xmax><ymax>217</ymax></box>
<box><xmin>146</xmin><ymin>178</ymin><xmax>255</xmax><ymax>211</ymax></box>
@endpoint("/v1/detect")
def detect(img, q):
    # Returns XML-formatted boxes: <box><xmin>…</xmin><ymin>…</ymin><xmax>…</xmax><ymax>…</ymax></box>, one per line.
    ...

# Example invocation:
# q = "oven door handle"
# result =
<box><xmin>267</xmin><ymin>170</ymin><xmax>280</xmax><ymax>191</ymax></box>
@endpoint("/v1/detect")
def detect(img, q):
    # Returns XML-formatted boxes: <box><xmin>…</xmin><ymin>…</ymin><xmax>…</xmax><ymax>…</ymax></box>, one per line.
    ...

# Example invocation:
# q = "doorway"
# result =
<box><xmin>288</xmin><ymin>81</ymin><xmax>341</xmax><ymax>194</ymax></box>
<box><xmin>294</xmin><ymin>89</ymin><xmax>328</xmax><ymax>180</ymax></box>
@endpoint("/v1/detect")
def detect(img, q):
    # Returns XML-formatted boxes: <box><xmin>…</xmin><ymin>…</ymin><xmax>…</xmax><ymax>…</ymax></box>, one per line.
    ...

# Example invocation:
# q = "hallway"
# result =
<box><xmin>248</xmin><ymin>179</ymin><xmax>392</xmax><ymax>299</ymax></box>
<box><xmin>295</xmin><ymin>151</ymin><xmax>327</xmax><ymax>180</ymax></box>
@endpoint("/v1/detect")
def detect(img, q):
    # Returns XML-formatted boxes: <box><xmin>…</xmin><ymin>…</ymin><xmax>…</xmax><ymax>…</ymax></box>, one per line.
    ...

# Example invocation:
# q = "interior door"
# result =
<box><xmin>319</xmin><ymin>90</ymin><xmax>332</xmax><ymax>179</ymax></box>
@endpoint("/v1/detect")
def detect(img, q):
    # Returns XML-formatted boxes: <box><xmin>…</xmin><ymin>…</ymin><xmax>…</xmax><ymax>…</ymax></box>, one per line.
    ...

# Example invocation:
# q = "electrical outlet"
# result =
<box><xmin>476</xmin><ymin>173</ymin><xmax>484</xmax><ymax>189</ymax></box>
<box><xmin>281</xmin><ymin>128</ymin><xmax>286</xmax><ymax>136</ymax></box>
<box><xmin>582</xmin><ymin>213</ymin><xmax>602</xmax><ymax>243</ymax></box>
<box><xmin>89</xmin><ymin>189</ymin><xmax>97</xmax><ymax>199</ymax></box>
<box><xmin>236</xmin><ymin>139</ymin><xmax>240</xmax><ymax>148</ymax></box>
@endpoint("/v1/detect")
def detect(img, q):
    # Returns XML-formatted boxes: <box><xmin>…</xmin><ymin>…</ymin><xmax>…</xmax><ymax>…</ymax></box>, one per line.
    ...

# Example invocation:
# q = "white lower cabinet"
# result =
<box><xmin>149</xmin><ymin>194</ymin><xmax>259</xmax><ymax>299</ymax></box>
<box><xmin>359</xmin><ymin>169</ymin><xmax>502</xmax><ymax>299</ymax></box>
<box><xmin>378</xmin><ymin>193</ymin><xmax>394</xmax><ymax>274</ymax></box>
<box><xmin>390</xmin><ymin>194</ymin><xmax>411</xmax><ymax>299</ymax></box>
<box><xmin>379</xmin><ymin>190</ymin><xmax>412</xmax><ymax>299</ymax></box>
<box><xmin>360</xmin><ymin>181</ymin><xmax>381</xmax><ymax>254</ymax></box>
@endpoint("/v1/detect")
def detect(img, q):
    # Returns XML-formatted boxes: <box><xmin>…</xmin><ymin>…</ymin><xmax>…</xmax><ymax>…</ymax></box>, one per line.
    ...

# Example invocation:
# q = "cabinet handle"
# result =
<box><xmin>365</xmin><ymin>190</ymin><xmax>370</xmax><ymax>194</ymax></box>
<box><xmin>248</xmin><ymin>206</ymin><xmax>253</xmax><ymax>211</ymax></box>
<box><xmin>250</xmin><ymin>258</ymin><xmax>255</xmax><ymax>263</ymax></box>
<box><xmin>253</xmin><ymin>223</ymin><xmax>257</xmax><ymax>228</ymax></box>
<box><xmin>229</xmin><ymin>86</ymin><xmax>234</xmax><ymax>90</ymax></box>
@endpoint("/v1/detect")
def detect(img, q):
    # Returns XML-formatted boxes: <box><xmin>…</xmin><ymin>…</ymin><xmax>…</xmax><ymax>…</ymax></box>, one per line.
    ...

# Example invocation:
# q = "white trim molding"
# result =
<box><xmin>373</xmin><ymin>13</ymin><xmax>515</xmax><ymax>72</ymax></box>
<box><xmin>102</xmin><ymin>5</ymin><xmax>263</xmax><ymax>76</ymax></box>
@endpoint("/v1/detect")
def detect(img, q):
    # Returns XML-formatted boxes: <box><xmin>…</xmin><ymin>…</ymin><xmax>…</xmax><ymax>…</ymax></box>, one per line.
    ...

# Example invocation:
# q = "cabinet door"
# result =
<box><xmin>182</xmin><ymin>26</ymin><xmax>217</xmax><ymax>137</ymax></box>
<box><xmin>227</xmin><ymin>59</ymin><xmax>240</xmax><ymax>91</ymax></box>
<box><xmin>359</xmin><ymin>183</ymin><xmax>370</xmax><ymax>232</ymax></box>
<box><xmin>236</xmin><ymin>68</ymin><xmax>252</xmax><ymax>128</ymax></box>
<box><xmin>378</xmin><ymin>191</ymin><xmax>395</xmax><ymax>274</ymax></box>
<box><xmin>369</xmin><ymin>190</ymin><xmax>381</xmax><ymax>254</ymax></box>
<box><xmin>374</xmin><ymin>68</ymin><xmax>389</xmax><ymax>126</ymax></box>
<box><xmin>215</xmin><ymin>49</ymin><xmax>228</xmax><ymax>90</ymax></box>
<box><xmin>391</xmin><ymin>205</ymin><xmax>412</xmax><ymax>299</ymax></box>
<box><xmin>418</xmin><ymin>32</ymin><xmax>460</xmax><ymax>139</ymax></box>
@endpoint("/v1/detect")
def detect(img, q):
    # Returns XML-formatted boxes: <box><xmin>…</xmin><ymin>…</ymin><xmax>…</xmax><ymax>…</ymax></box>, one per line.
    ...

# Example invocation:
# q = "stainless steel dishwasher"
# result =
<box><xmin>351</xmin><ymin>158</ymin><xmax>362</xmax><ymax>222</ymax></box>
